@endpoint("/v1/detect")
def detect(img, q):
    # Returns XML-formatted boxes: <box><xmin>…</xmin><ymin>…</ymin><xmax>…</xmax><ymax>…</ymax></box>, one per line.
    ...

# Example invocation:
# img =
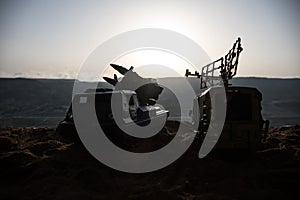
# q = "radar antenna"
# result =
<box><xmin>185</xmin><ymin>37</ymin><xmax>243</xmax><ymax>88</ymax></box>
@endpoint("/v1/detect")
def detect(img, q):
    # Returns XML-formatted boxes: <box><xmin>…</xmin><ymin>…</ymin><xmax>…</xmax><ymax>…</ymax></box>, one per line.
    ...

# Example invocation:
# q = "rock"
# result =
<box><xmin>0</xmin><ymin>136</ymin><xmax>16</xmax><ymax>152</ymax></box>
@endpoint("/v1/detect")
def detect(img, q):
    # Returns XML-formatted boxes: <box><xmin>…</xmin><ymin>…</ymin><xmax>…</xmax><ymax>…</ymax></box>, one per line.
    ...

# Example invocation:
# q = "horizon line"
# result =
<box><xmin>0</xmin><ymin>75</ymin><xmax>300</xmax><ymax>80</ymax></box>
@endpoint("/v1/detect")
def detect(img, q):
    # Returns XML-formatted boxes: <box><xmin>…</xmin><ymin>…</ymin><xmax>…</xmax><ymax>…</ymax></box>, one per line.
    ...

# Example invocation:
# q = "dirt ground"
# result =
<box><xmin>0</xmin><ymin>124</ymin><xmax>300</xmax><ymax>200</ymax></box>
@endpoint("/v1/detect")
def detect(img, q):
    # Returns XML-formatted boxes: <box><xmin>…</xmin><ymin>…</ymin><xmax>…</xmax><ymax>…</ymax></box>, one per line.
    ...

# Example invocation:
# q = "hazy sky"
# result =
<box><xmin>0</xmin><ymin>0</ymin><xmax>299</xmax><ymax>78</ymax></box>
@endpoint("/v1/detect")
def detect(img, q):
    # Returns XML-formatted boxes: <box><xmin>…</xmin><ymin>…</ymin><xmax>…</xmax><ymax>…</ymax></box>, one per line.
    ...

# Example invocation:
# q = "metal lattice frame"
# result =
<box><xmin>185</xmin><ymin>37</ymin><xmax>243</xmax><ymax>89</ymax></box>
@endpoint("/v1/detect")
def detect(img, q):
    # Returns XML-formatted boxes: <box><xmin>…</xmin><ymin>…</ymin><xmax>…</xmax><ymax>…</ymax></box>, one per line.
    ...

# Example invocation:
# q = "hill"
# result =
<box><xmin>0</xmin><ymin>77</ymin><xmax>299</xmax><ymax>127</ymax></box>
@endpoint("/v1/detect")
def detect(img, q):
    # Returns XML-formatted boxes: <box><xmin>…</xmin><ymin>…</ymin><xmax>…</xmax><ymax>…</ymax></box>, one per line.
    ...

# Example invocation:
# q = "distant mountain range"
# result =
<box><xmin>0</xmin><ymin>77</ymin><xmax>299</xmax><ymax>127</ymax></box>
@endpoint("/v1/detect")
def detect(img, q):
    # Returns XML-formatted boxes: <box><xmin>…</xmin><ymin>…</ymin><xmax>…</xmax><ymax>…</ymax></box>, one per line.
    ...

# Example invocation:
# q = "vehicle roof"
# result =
<box><xmin>199</xmin><ymin>86</ymin><xmax>262</xmax><ymax>97</ymax></box>
<box><xmin>75</xmin><ymin>89</ymin><xmax>136</xmax><ymax>96</ymax></box>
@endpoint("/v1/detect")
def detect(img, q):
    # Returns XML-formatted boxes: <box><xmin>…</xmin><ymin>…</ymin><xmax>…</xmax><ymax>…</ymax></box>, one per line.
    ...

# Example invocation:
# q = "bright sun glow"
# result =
<box><xmin>103</xmin><ymin>49</ymin><xmax>195</xmax><ymax>79</ymax></box>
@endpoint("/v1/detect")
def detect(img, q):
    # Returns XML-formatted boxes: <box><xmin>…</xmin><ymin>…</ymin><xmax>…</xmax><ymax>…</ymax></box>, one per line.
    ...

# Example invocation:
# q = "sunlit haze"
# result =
<box><xmin>0</xmin><ymin>0</ymin><xmax>299</xmax><ymax>79</ymax></box>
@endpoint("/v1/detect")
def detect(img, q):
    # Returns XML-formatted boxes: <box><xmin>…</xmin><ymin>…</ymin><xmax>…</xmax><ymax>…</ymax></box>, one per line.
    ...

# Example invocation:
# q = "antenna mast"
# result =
<box><xmin>185</xmin><ymin>37</ymin><xmax>243</xmax><ymax>89</ymax></box>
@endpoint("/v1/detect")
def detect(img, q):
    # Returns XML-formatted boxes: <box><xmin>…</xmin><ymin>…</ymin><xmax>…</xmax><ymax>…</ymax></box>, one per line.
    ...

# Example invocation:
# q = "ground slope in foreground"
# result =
<box><xmin>0</xmin><ymin>124</ymin><xmax>300</xmax><ymax>200</ymax></box>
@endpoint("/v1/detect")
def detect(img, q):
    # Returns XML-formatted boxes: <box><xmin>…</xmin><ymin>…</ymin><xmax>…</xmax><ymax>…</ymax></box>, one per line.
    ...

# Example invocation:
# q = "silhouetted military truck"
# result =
<box><xmin>185</xmin><ymin>38</ymin><xmax>269</xmax><ymax>151</ymax></box>
<box><xmin>57</xmin><ymin>64</ymin><xmax>168</xmax><ymax>142</ymax></box>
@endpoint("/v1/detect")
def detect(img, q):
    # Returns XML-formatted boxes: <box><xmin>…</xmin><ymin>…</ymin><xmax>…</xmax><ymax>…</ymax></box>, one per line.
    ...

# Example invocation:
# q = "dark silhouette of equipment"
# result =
<box><xmin>186</xmin><ymin>38</ymin><xmax>269</xmax><ymax>151</ymax></box>
<box><xmin>57</xmin><ymin>64</ymin><xmax>168</xmax><ymax>143</ymax></box>
<box><xmin>185</xmin><ymin>37</ymin><xmax>243</xmax><ymax>88</ymax></box>
<box><xmin>104</xmin><ymin>64</ymin><xmax>163</xmax><ymax>105</ymax></box>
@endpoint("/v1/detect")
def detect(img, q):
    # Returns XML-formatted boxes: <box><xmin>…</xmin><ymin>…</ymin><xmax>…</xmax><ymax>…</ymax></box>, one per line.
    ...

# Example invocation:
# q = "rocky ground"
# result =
<box><xmin>0</xmin><ymin>124</ymin><xmax>300</xmax><ymax>200</ymax></box>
